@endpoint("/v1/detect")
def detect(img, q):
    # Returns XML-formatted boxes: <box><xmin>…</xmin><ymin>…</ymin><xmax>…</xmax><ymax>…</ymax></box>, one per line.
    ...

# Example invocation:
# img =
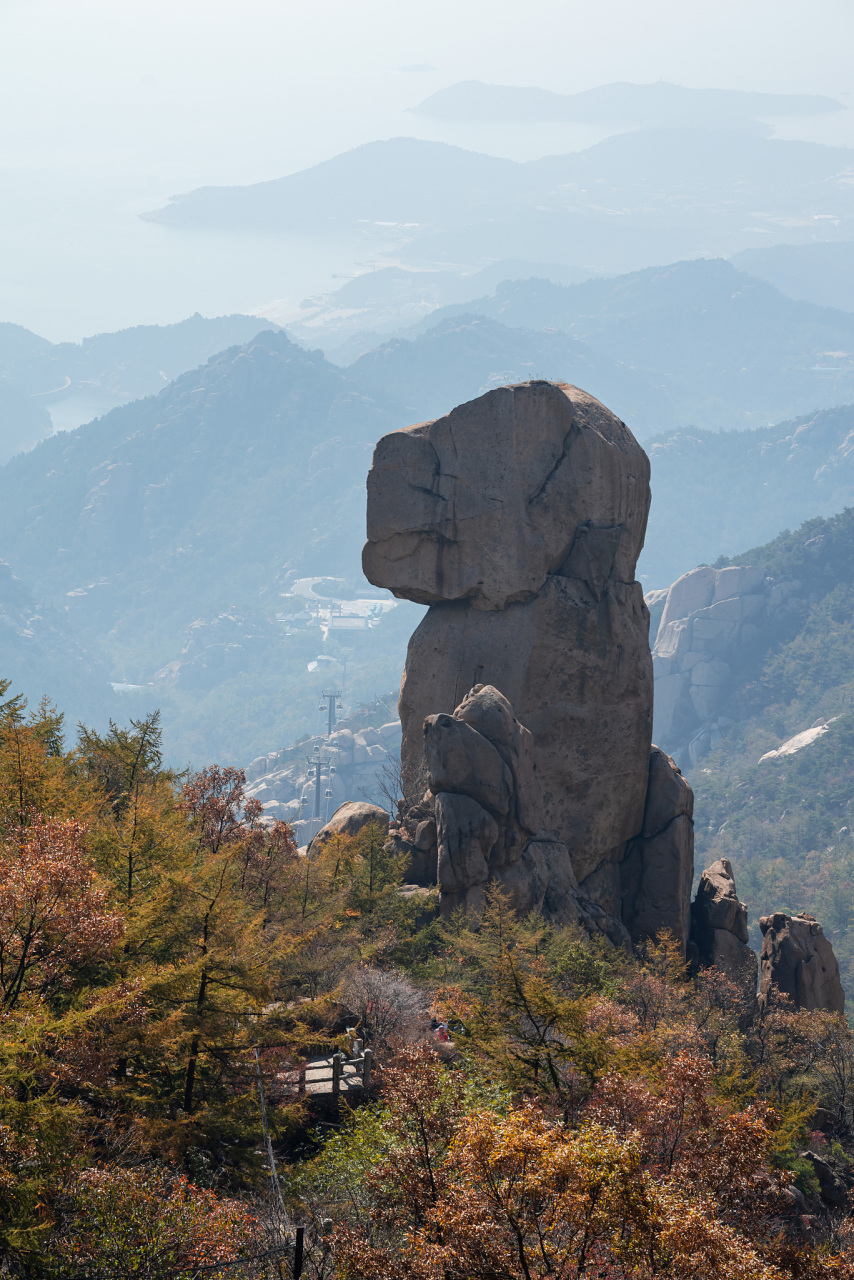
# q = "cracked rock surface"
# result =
<box><xmin>760</xmin><ymin>912</ymin><xmax>844</xmax><ymax>1013</ymax></box>
<box><xmin>690</xmin><ymin>857</ymin><xmax>757</xmax><ymax>987</ymax></box>
<box><xmin>621</xmin><ymin>747</ymin><xmax>694</xmax><ymax>950</ymax></box>
<box><xmin>363</xmin><ymin>380</ymin><xmax>653</xmax><ymax>888</ymax></box>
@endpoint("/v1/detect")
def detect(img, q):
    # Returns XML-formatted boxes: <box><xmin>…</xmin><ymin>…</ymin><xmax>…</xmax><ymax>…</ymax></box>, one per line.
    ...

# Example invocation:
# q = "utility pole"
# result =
<box><xmin>318</xmin><ymin>689</ymin><xmax>342</xmax><ymax>738</ymax></box>
<box><xmin>306</xmin><ymin>753</ymin><xmax>332</xmax><ymax>820</ymax></box>
<box><xmin>338</xmin><ymin>648</ymin><xmax>353</xmax><ymax>698</ymax></box>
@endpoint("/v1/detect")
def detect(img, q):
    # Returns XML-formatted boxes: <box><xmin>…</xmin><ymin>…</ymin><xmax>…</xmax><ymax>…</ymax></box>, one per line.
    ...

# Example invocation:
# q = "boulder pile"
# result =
<box><xmin>244</xmin><ymin>715</ymin><xmax>401</xmax><ymax>842</ymax></box>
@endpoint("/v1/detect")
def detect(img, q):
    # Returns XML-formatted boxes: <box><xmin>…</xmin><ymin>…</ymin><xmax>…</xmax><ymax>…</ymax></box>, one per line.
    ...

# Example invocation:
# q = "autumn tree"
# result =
<box><xmin>327</xmin><ymin>1048</ymin><xmax>850</xmax><ymax>1280</ymax></box>
<box><xmin>57</xmin><ymin>1166</ymin><xmax>254</xmax><ymax>1277</ymax></box>
<box><xmin>78</xmin><ymin>710</ymin><xmax>182</xmax><ymax>906</ymax></box>
<box><xmin>0</xmin><ymin>691</ymin><xmax>98</xmax><ymax>832</ymax></box>
<box><xmin>0</xmin><ymin>813</ymin><xmax>123</xmax><ymax>1010</ymax></box>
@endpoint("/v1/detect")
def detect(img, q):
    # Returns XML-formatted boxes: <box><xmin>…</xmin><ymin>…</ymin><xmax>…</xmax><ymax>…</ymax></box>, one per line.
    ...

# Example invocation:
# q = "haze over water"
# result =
<box><xmin>3</xmin><ymin>0</ymin><xmax>854</xmax><ymax>341</ymax></box>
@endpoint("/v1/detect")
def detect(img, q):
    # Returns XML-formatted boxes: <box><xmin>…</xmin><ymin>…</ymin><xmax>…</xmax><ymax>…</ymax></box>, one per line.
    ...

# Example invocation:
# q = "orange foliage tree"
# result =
<box><xmin>58</xmin><ymin>1166</ymin><xmax>254</xmax><ymax>1277</ymax></box>
<box><xmin>0</xmin><ymin>813</ymin><xmax>123</xmax><ymax>1010</ymax></box>
<box><xmin>329</xmin><ymin>1047</ymin><xmax>852</xmax><ymax>1280</ymax></box>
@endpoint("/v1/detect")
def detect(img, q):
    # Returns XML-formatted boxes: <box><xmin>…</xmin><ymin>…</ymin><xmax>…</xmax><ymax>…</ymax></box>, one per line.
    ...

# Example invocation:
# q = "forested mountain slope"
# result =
<box><xmin>413</xmin><ymin>259</ymin><xmax>854</xmax><ymax>430</ymax></box>
<box><xmin>0</xmin><ymin>330</ymin><xmax>423</xmax><ymax>762</ymax></box>
<box><xmin>671</xmin><ymin>509</ymin><xmax>854</xmax><ymax>987</ymax></box>
<box><xmin>640</xmin><ymin>404</ymin><xmax>854</xmax><ymax>587</ymax></box>
<box><xmin>3</xmin><ymin>317</ymin><xmax>854</xmax><ymax>763</ymax></box>
<box><xmin>0</xmin><ymin>331</ymin><xmax>389</xmax><ymax>667</ymax></box>
<box><xmin>0</xmin><ymin>313</ymin><xmax>276</xmax><ymax>456</ymax></box>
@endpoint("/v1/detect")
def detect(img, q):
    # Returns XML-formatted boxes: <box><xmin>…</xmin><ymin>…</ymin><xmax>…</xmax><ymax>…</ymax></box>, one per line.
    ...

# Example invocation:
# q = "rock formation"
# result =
<box><xmin>391</xmin><ymin>682</ymin><xmax>630</xmax><ymax>945</ymax></box>
<box><xmin>651</xmin><ymin>564</ymin><xmax>802</xmax><ymax>766</ymax></box>
<box><xmin>307</xmin><ymin>801</ymin><xmax>390</xmax><ymax>856</ymax></box>
<box><xmin>690</xmin><ymin>858</ymin><xmax>757</xmax><ymax>987</ymax></box>
<box><xmin>621</xmin><ymin>748</ymin><xmax>694</xmax><ymax>949</ymax></box>
<box><xmin>759</xmin><ymin>912</ymin><xmax>845</xmax><ymax>1013</ymax></box>
<box><xmin>363</xmin><ymin>380</ymin><xmax>654</xmax><ymax>909</ymax></box>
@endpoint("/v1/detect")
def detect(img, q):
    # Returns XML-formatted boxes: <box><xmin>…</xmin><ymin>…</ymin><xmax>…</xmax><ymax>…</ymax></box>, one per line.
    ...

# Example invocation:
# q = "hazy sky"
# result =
<box><xmin>3</xmin><ymin>0</ymin><xmax>854</xmax><ymax>184</ymax></box>
<box><xmin>2</xmin><ymin>0</ymin><xmax>853</xmax><ymax>340</ymax></box>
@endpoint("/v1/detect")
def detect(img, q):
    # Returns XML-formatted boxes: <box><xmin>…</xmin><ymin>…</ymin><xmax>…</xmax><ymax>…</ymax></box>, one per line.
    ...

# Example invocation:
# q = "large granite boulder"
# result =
<box><xmin>690</xmin><ymin>858</ymin><xmax>757</xmax><ymax>987</ymax></box>
<box><xmin>759</xmin><ymin>912</ymin><xmax>844</xmax><ymax>1013</ymax></box>
<box><xmin>363</xmin><ymin>380</ymin><xmax>653</xmax><ymax>896</ymax></box>
<box><xmin>307</xmin><ymin>801</ymin><xmax>389</xmax><ymax>856</ymax></box>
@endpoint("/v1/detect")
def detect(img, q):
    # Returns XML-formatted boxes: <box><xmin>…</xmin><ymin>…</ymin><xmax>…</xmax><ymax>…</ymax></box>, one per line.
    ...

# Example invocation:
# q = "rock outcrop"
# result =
<box><xmin>621</xmin><ymin>748</ymin><xmax>694</xmax><ymax>949</ymax></box>
<box><xmin>798</xmin><ymin>1151</ymin><xmax>850</xmax><ymax>1208</ymax></box>
<box><xmin>652</xmin><ymin>564</ymin><xmax>803</xmax><ymax>766</ymax></box>
<box><xmin>394</xmin><ymin>683</ymin><xmax>630</xmax><ymax>945</ymax></box>
<box><xmin>244</xmin><ymin>707</ymin><xmax>401</xmax><ymax>844</ymax></box>
<box><xmin>759</xmin><ymin>912</ymin><xmax>845</xmax><ymax>1013</ymax></box>
<box><xmin>690</xmin><ymin>858</ymin><xmax>757</xmax><ymax>986</ymax></box>
<box><xmin>307</xmin><ymin>801</ymin><xmax>390</xmax><ymax>856</ymax></box>
<box><xmin>363</xmin><ymin>380</ymin><xmax>654</xmax><ymax>903</ymax></box>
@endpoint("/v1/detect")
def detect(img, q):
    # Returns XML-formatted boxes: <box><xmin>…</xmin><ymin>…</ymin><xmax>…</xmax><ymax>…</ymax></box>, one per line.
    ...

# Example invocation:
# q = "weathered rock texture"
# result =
<box><xmin>652</xmin><ymin>564</ymin><xmax>803</xmax><ymax>767</ymax></box>
<box><xmin>404</xmin><ymin>683</ymin><xmax>630</xmax><ymax>946</ymax></box>
<box><xmin>621</xmin><ymin>748</ymin><xmax>694</xmax><ymax>949</ymax></box>
<box><xmin>363</xmin><ymin>380</ymin><xmax>653</xmax><ymax>895</ymax></box>
<box><xmin>307</xmin><ymin>801</ymin><xmax>389</xmax><ymax>856</ymax></box>
<box><xmin>690</xmin><ymin>858</ymin><xmax>757</xmax><ymax>986</ymax></box>
<box><xmin>759</xmin><ymin>912</ymin><xmax>844</xmax><ymax>1013</ymax></box>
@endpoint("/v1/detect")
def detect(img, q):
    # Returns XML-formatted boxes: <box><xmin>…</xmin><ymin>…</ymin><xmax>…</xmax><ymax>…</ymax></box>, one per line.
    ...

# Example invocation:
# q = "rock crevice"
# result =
<box><xmin>392</xmin><ymin>682</ymin><xmax>631</xmax><ymax>946</ymax></box>
<box><xmin>363</xmin><ymin>380</ymin><xmax>704</xmax><ymax>946</ymax></box>
<box><xmin>364</xmin><ymin>380</ymin><xmax>654</xmax><ymax>889</ymax></box>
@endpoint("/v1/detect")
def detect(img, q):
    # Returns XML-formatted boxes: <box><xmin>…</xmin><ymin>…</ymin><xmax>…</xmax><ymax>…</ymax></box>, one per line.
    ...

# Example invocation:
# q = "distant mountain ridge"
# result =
<box><xmin>410</xmin><ymin>80</ymin><xmax>842</xmax><ymax>128</ymax></box>
<box><xmin>0</xmin><ymin>313</ymin><xmax>277</xmax><ymax>459</ymax></box>
<box><xmin>277</xmin><ymin>260</ymin><xmax>594</xmax><ymax>361</ymax></box>
<box><xmin>142</xmin><ymin>131</ymin><xmax>854</xmax><ymax>273</ymax></box>
<box><xmin>2</xmin><ymin>313</ymin><xmax>854</xmax><ymax>764</ymax></box>
<box><xmin>408</xmin><ymin>259</ymin><xmax>854</xmax><ymax>430</ymax></box>
<box><xmin>4</xmin><ymin>301</ymin><xmax>854</xmax><ymax>646</ymax></box>
<box><xmin>345</xmin><ymin>313</ymin><xmax>667</xmax><ymax>433</ymax></box>
<box><xmin>731</xmin><ymin>241</ymin><xmax>854</xmax><ymax>313</ymax></box>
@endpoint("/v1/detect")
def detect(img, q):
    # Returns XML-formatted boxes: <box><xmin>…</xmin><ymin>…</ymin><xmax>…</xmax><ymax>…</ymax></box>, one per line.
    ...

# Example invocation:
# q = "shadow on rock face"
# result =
<box><xmin>363</xmin><ymin>380</ymin><xmax>654</xmax><ymax>887</ymax></box>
